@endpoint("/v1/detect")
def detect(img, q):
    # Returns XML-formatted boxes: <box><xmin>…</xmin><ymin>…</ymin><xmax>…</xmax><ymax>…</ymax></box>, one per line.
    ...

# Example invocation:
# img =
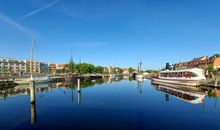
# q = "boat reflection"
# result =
<box><xmin>137</xmin><ymin>80</ymin><xmax>144</xmax><ymax>95</ymax></box>
<box><xmin>152</xmin><ymin>81</ymin><xmax>206</xmax><ymax>104</ymax></box>
<box><xmin>105</xmin><ymin>76</ymin><xmax>124</xmax><ymax>84</ymax></box>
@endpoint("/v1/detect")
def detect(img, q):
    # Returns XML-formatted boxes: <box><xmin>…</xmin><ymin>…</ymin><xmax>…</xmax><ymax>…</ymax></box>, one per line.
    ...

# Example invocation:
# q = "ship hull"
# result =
<box><xmin>152</xmin><ymin>77</ymin><xmax>200</xmax><ymax>86</ymax></box>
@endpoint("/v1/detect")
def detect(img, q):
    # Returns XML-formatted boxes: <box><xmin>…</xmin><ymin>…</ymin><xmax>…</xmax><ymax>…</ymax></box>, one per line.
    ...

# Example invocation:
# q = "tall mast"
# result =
<box><xmin>30</xmin><ymin>39</ymin><xmax>34</xmax><ymax>81</ymax></box>
<box><xmin>139</xmin><ymin>60</ymin><xmax>142</xmax><ymax>72</ymax></box>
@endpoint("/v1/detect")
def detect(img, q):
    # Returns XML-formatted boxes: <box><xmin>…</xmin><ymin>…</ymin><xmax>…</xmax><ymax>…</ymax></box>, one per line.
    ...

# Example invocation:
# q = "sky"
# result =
<box><xmin>0</xmin><ymin>0</ymin><xmax>220</xmax><ymax>70</ymax></box>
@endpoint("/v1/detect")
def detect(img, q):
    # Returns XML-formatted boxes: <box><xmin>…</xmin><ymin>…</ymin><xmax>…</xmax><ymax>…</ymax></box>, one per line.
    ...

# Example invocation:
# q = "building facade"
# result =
<box><xmin>0</xmin><ymin>58</ymin><xmax>49</xmax><ymax>78</ymax></box>
<box><xmin>104</xmin><ymin>66</ymin><xmax>113</xmax><ymax>74</ymax></box>
<box><xmin>56</xmin><ymin>64</ymin><xmax>68</xmax><ymax>73</ymax></box>
<box><xmin>174</xmin><ymin>54</ymin><xmax>220</xmax><ymax>70</ymax></box>
<box><xmin>121</xmin><ymin>68</ymin><xmax>129</xmax><ymax>75</ymax></box>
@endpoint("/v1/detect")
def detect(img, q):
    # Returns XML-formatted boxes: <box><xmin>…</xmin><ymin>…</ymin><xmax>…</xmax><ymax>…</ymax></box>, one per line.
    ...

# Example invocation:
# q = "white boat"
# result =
<box><xmin>152</xmin><ymin>81</ymin><xmax>205</xmax><ymax>104</ymax></box>
<box><xmin>152</xmin><ymin>68</ymin><xmax>206</xmax><ymax>86</ymax></box>
<box><xmin>109</xmin><ymin>74</ymin><xmax>116</xmax><ymax>78</ymax></box>
<box><xmin>15</xmin><ymin>76</ymin><xmax>52</xmax><ymax>84</ymax></box>
<box><xmin>136</xmin><ymin>74</ymin><xmax>144</xmax><ymax>79</ymax></box>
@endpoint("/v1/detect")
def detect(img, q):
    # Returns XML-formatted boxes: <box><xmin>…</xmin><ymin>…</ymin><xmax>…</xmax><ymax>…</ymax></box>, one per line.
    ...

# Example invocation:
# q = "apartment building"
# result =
<box><xmin>0</xmin><ymin>58</ymin><xmax>49</xmax><ymax>78</ymax></box>
<box><xmin>174</xmin><ymin>54</ymin><xmax>220</xmax><ymax>70</ymax></box>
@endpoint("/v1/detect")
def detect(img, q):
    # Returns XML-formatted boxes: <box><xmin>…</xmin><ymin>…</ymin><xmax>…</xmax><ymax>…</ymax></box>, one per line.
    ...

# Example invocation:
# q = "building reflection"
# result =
<box><xmin>0</xmin><ymin>79</ymin><xmax>106</xmax><ymax>100</ymax></box>
<box><xmin>0</xmin><ymin>83</ymin><xmax>55</xmax><ymax>100</ymax></box>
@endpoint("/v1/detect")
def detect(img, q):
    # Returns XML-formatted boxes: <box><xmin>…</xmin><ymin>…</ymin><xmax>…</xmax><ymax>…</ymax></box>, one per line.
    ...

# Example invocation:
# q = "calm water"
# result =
<box><xmin>0</xmin><ymin>79</ymin><xmax>220</xmax><ymax>130</ymax></box>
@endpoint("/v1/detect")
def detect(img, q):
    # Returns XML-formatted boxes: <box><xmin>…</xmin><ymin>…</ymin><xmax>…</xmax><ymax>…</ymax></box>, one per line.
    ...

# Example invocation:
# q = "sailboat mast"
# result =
<box><xmin>31</xmin><ymin>39</ymin><xmax>34</xmax><ymax>80</ymax></box>
<box><xmin>140</xmin><ymin>60</ymin><xmax>142</xmax><ymax>72</ymax></box>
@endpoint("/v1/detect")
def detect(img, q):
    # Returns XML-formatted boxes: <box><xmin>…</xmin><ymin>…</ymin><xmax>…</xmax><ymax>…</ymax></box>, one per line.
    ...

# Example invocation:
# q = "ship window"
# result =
<box><xmin>192</xmin><ymin>73</ymin><xmax>199</xmax><ymax>77</ymax></box>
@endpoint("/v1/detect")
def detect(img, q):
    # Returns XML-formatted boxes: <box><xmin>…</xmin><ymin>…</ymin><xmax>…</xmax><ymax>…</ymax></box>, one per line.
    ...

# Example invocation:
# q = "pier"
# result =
<box><xmin>200</xmin><ymin>76</ymin><xmax>220</xmax><ymax>87</ymax></box>
<box><xmin>0</xmin><ymin>79</ymin><xmax>16</xmax><ymax>87</ymax></box>
<box><xmin>51</xmin><ymin>76</ymin><xmax>65</xmax><ymax>82</ymax></box>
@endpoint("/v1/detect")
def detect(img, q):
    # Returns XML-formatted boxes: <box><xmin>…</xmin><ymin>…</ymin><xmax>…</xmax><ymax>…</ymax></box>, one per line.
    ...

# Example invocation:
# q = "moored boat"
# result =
<box><xmin>15</xmin><ymin>76</ymin><xmax>52</xmax><ymax>84</ymax></box>
<box><xmin>89</xmin><ymin>74</ymin><xmax>102</xmax><ymax>80</ymax></box>
<box><xmin>136</xmin><ymin>74</ymin><xmax>144</xmax><ymax>79</ymax></box>
<box><xmin>109</xmin><ymin>74</ymin><xmax>116</xmax><ymax>78</ymax></box>
<box><xmin>152</xmin><ymin>68</ymin><xmax>206</xmax><ymax>86</ymax></box>
<box><xmin>65</xmin><ymin>73</ymin><xmax>84</xmax><ymax>83</ymax></box>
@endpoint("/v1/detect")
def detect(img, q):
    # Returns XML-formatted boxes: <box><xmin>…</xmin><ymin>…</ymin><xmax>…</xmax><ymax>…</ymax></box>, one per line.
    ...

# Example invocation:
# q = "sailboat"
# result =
<box><xmin>136</xmin><ymin>60</ymin><xmax>144</xmax><ymax>80</ymax></box>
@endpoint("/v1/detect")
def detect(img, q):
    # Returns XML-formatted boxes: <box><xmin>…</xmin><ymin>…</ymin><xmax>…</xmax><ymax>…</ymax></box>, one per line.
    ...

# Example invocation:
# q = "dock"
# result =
<box><xmin>0</xmin><ymin>79</ymin><xmax>16</xmax><ymax>87</ymax></box>
<box><xmin>200</xmin><ymin>76</ymin><xmax>220</xmax><ymax>87</ymax></box>
<box><xmin>51</xmin><ymin>76</ymin><xmax>65</xmax><ymax>82</ymax></box>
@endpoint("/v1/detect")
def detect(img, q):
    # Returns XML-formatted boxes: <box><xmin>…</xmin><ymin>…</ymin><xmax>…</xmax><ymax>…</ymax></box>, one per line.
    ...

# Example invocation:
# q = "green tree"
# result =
<box><xmin>128</xmin><ymin>67</ymin><xmax>135</xmax><ymax>74</ymax></box>
<box><xmin>94</xmin><ymin>66</ymin><xmax>104</xmax><ymax>74</ymax></box>
<box><xmin>79</xmin><ymin>63</ymin><xmax>95</xmax><ymax>74</ymax></box>
<box><xmin>75</xmin><ymin>64</ymin><xmax>81</xmax><ymax>73</ymax></box>
<box><xmin>207</xmin><ymin>65</ymin><xmax>215</xmax><ymax>79</ymax></box>
<box><xmin>207</xmin><ymin>65</ymin><xmax>214</xmax><ymax>73</ymax></box>
<box><xmin>145</xmin><ymin>70</ymin><xmax>159</xmax><ymax>74</ymax></box>
<box><xmin>114</xmin><ymin>67</ymin><xmax>123</xmax><ymax>74</ymax></box>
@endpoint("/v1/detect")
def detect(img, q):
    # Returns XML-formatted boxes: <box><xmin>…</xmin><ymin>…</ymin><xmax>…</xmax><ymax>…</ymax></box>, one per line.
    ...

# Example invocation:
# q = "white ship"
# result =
<box><xmin>152</xmin><ymin>68</ymin><xmax>206</xmax><ymax>86</ymax></box>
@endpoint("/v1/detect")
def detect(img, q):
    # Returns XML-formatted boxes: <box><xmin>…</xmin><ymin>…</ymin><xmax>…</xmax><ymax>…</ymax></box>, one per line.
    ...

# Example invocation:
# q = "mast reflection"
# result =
<box><xmin>165</xmin><ymin>94</ymin><xmax>169</xmax><ymax>102</ymax></box>
<box><xmin>136</xmin><ymin>79</ymin><xmax>144</xmax><ymax>95</ymax></box>
<box><xmin>78</xmin><ymin>91</ymin><xmax>81</xmax><ymax>105</ymax></box>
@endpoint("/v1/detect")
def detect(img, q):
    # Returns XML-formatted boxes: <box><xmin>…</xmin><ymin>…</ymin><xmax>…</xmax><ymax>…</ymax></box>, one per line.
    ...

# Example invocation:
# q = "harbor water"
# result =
<box><xmin>0</xmin><ymin>79</ymin><xmax>220</xmax><ymax>130</ymax></box>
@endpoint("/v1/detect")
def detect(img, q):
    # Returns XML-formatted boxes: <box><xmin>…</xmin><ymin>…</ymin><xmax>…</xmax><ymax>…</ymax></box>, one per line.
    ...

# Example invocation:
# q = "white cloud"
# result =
<box><xmin>67</xmin><ymin>42</ymin><xmax>108</xmax><ymax>49</ymax></box>
<box><xmin>0</xmin><ymin>12</ymin><xmax>34</xmax><ymax>37</ymax></box>
<box><xmin>19</xmin><ymin>0</ymin><xmax>59</xmax><ymax>20</ymax></box>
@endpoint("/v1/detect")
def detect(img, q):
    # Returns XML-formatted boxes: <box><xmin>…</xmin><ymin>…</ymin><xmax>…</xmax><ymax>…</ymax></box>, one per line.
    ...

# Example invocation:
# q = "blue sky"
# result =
<box><xmin>0</xmin><ymin>0</ymin><xmax>219</xmax><ymax>70</ymax></box>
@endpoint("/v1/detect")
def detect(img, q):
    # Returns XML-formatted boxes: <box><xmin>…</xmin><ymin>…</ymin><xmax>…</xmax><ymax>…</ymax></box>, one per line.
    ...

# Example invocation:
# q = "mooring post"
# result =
<box><xmin>215</xmin><ymin>77</ymin><xmax>219</xmax><ymax>87</ymax></box>
<box><xmin>30</xmin><ymin>80</ymin><xmax>36</xmax><ymax>104</ymax></box>
<box><xmin>78</xmin><ymin>91</ymin><xmax>81</xmax><ymax>105</ymax></box>
<box><xmin>30</xmin><ymin>39</ymin><xmax>35</xmax><ymax>104</ymax></box>
<box><xmin>77</xmin><ymin>78</ymin><xmax>81</xmax><ymax>92</ymax></box>
<box><xmin>31</xmin><ymin>102</ymin><xmax>37</xmax><ymax>125</ymax></box>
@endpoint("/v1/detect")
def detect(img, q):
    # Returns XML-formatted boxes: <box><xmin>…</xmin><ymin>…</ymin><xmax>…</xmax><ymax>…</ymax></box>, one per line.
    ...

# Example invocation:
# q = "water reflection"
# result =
<box><xmin>152</xmin><ymin>81</ymin><xmax>206</xmax><ymax>104</ymax></box>
<box><xmin>78</xmin><ymin>91</ymin><xmax>81</xmax><ymax>105</ymax></box>
<box><xmin>137</xmin><ymin>80</ymin><xmax>143</xmax><ymax>95</ymax></box>
<box><xmin>2</xmin><ymin>78</ymin><xmax>220</xmax><ymax>129</ymax></box>
<box><xmin>0</xmin><ymin>83</ymin><xmax>53</xmax><ymax>100</ymax></box>
<box><xmin>165</xmin><ymin>94</ymin><xmax>169</xmax><ymax>102</ymax></box>
<box><xmin>31</xmin><ymin>102</ymin><xmax>37</xmax><ymax>125</ymax></box>
<box><xmin>57</xmin><ymin>79</ymin><xmax>105</xmax><ymax>88</ymax></box>
<box><xmin>105</xmin><ymin>76</ymin><xmax>124</xmax><ymax>84</ymax></box>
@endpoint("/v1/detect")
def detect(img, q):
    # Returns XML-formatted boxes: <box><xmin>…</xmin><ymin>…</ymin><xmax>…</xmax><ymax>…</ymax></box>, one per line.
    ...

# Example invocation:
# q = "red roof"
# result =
<box><xmin>121</xmin><ymin>68</ymin><xmax>129</xmax><ymax>71</ymax></box>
